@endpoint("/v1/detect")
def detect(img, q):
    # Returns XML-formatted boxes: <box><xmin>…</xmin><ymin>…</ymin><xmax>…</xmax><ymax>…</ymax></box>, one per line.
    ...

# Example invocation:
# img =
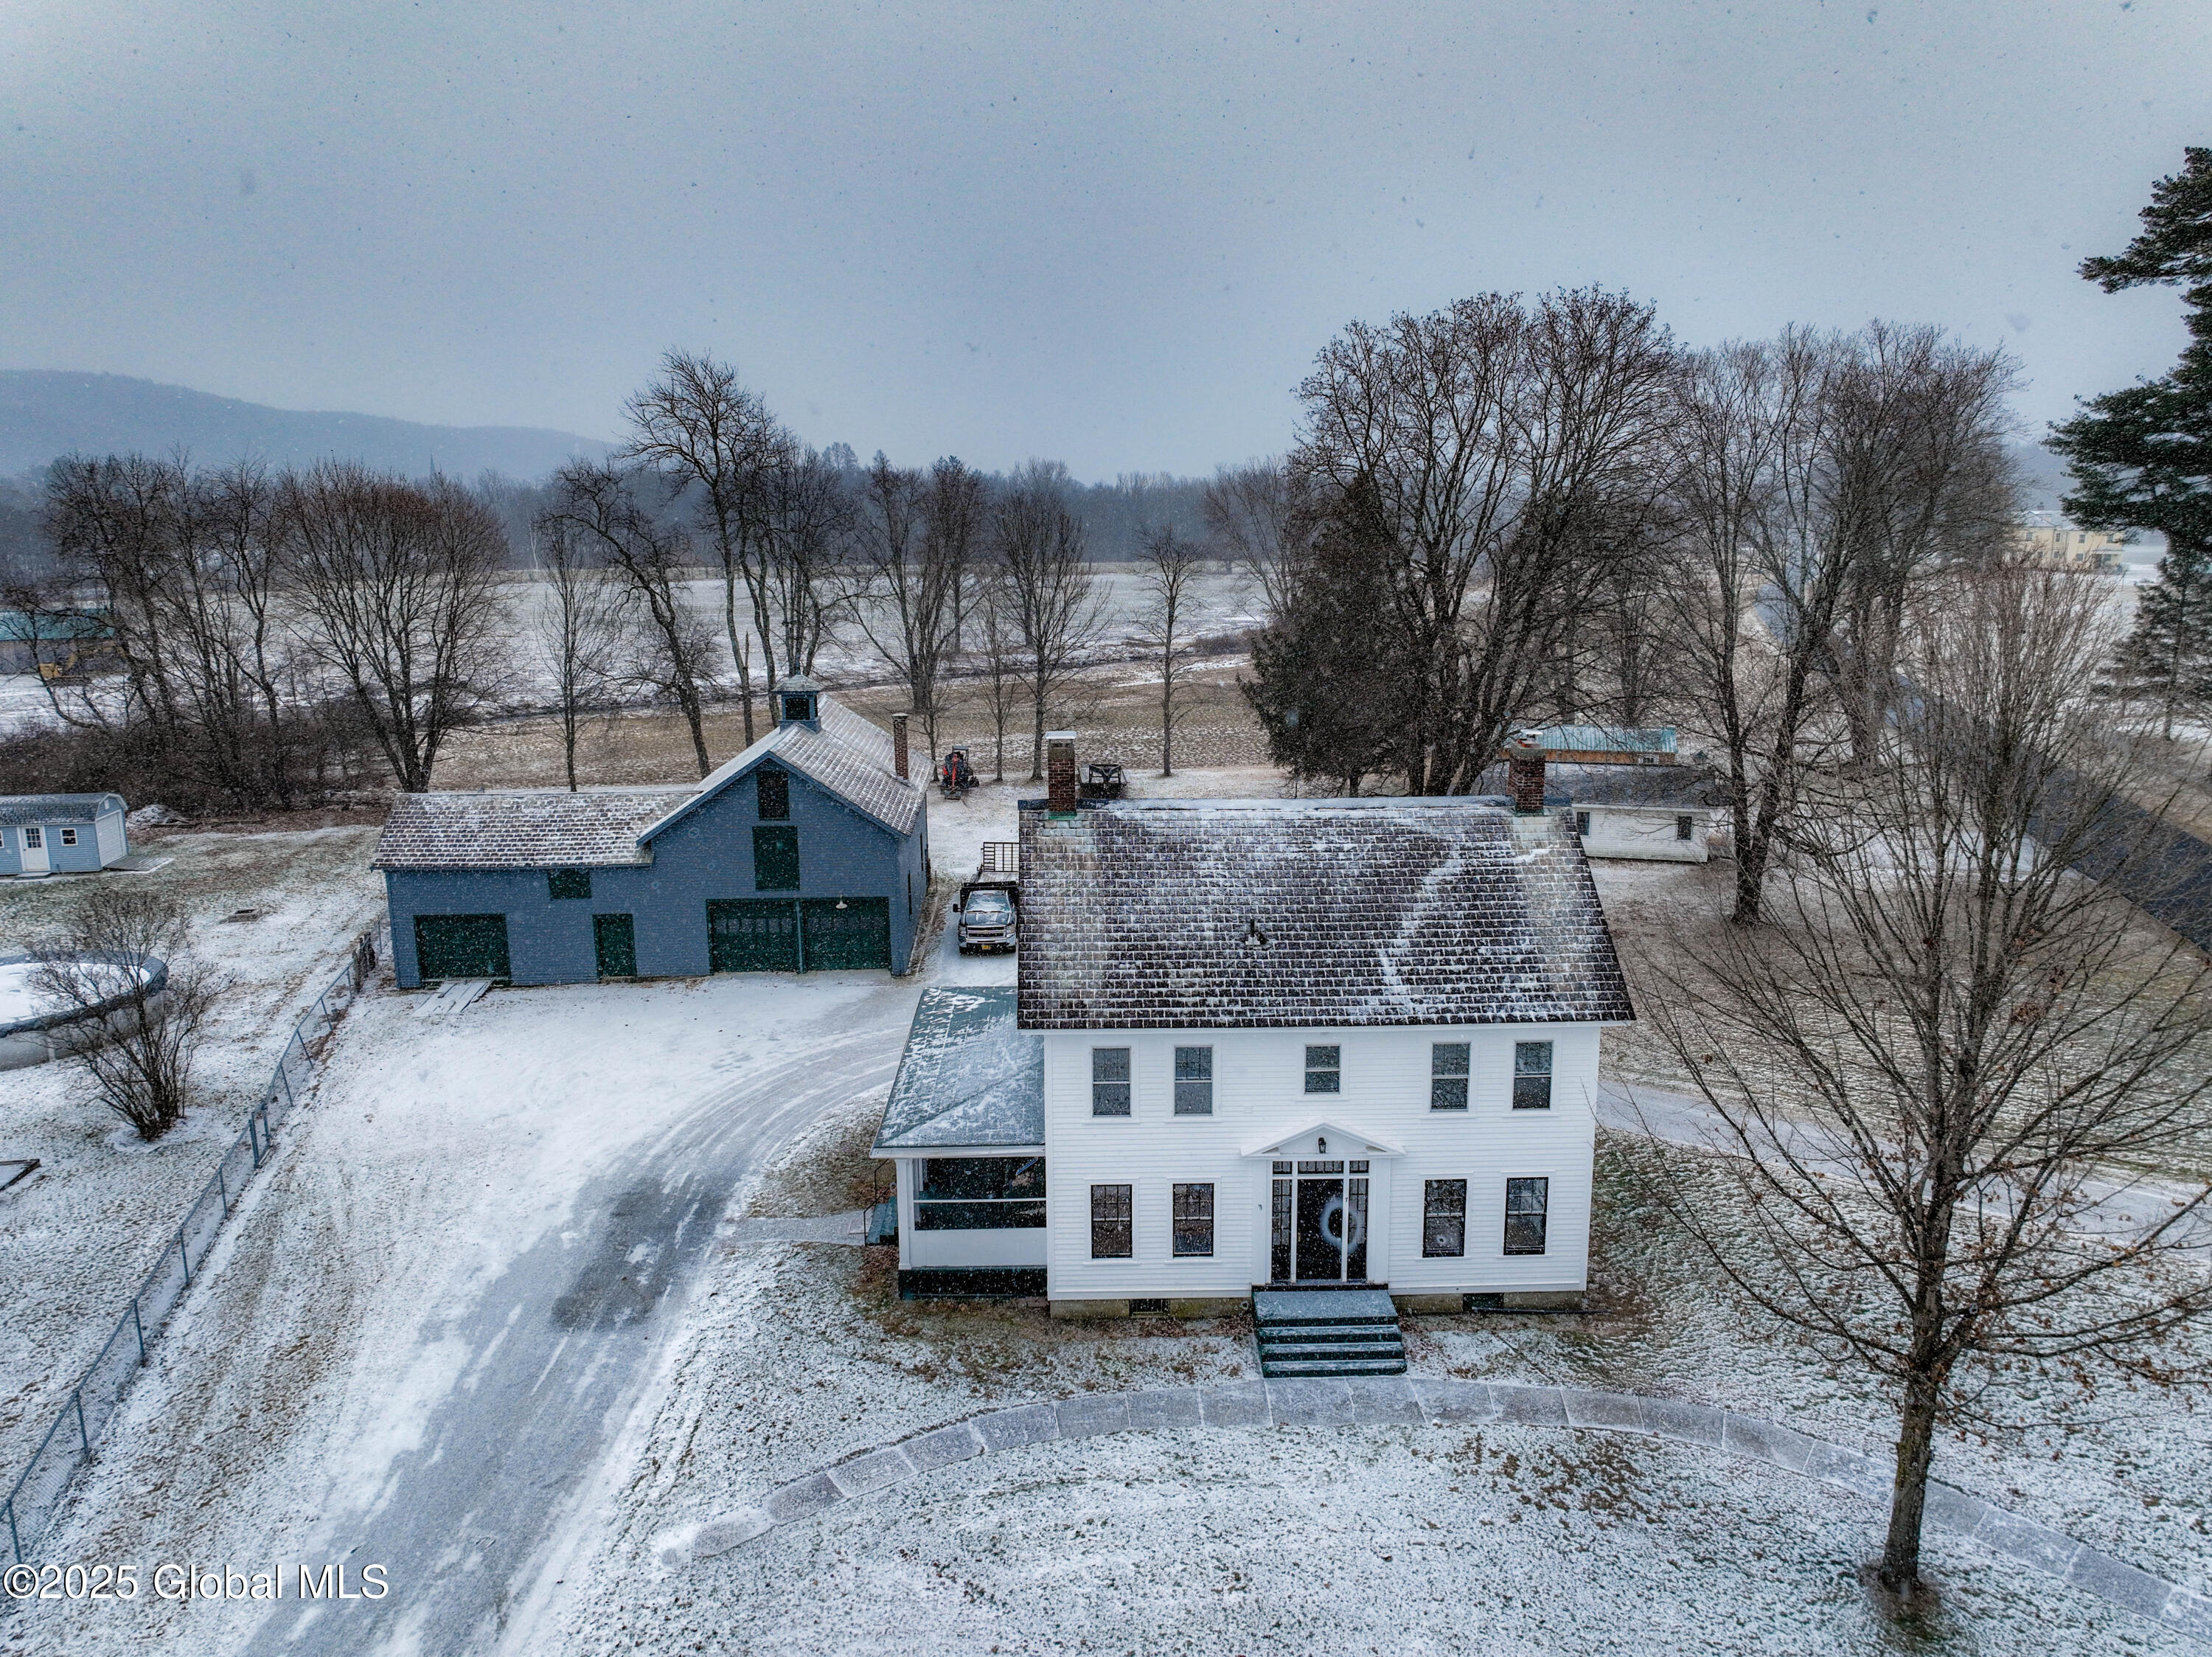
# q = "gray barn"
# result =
<box><xmin>374</xmin><ymin>681</ymin><xmax>930</xmax><ymax>988</ymax></box>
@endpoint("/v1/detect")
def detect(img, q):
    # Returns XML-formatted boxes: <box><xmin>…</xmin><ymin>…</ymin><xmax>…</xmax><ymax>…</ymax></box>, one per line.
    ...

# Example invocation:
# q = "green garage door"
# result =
<box><xmin>414</xmin><ymin>914</ymin><xmax>512</xmax><ymax>982</ymax></box>
<box><xmin>801</xmin><ymin>897</ymin><xmax>891</xmax><ymax>971</ymax></box>
<box><xmin>707</xmin><ymin>900</ymin><xmax>799</xmax><ymax>972</ymax></box>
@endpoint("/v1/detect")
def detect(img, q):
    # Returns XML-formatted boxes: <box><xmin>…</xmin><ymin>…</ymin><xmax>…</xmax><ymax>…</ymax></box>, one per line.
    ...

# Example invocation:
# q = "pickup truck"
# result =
<box><xmin>957</xmin><ymin>844</ymin><xmax>1020</xmax><ymax>953</ymax></box>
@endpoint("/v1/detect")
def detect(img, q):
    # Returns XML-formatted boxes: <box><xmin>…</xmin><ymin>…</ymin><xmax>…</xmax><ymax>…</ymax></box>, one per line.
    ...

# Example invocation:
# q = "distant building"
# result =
<box><xmin>2014</xmin><ymin>513</ymin><xmax>2126</xmax><ymax>574</ymax></box>
<box><xmin>872</xmin><ymin>737</ymin><xmax>1632</xmax><ymax>1314</ymax></box>
<box><xmin>372</xmin><ymin>680</ymin><xmax>929</xmax><ymax>987</ymax></box>
<box><xmin>0</xmin><ymin>793</ymin><xmax>130</xmax><ymax>876</ymax></box>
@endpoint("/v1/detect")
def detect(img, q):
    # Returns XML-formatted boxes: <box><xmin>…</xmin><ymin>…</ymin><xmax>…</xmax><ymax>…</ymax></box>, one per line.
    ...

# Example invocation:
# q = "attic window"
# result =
<box><xmin>548</xmin><ymin>869</ymin><xmax>592</xmax><ymax>900</ymax></box>
<box><xmin>757</xmin><ymin>768</ymin><xmax>790</xmax><ymax>820</ymax></box>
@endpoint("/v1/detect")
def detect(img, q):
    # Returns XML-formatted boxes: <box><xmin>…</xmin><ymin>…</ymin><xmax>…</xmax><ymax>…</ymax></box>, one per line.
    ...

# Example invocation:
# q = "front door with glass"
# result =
<box><xmin>1270</xmin><ymin>1159</ymin><xmax>1370</xmax><ymax>1283</ymax></box>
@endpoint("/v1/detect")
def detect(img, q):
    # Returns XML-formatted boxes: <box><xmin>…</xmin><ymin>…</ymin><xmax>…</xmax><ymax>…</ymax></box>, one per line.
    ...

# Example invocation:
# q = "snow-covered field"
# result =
<box><xmin>10</xmin><ymin>774</ymin><xmax>2209</xmax><ymax>1656</ymax></box>
<box><xmin>0</xmin><ymin>827</ymin><xmax>383</xmax><ymax>1478</ymax></box>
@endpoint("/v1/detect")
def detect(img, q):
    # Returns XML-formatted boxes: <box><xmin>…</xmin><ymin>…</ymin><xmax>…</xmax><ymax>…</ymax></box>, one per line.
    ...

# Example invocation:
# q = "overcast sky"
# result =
<box><xmin>4</xmin><ymin>1</ymin><xmax>2206</xmax><ymax>479</ymax></box>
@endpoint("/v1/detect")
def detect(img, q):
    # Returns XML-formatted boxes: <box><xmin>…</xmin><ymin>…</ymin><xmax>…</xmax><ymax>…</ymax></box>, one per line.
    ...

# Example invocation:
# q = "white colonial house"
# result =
<box><xmin>873</xmin><ymin>747</ymin><xmax>1635</xmax><ymax>1320</ymax></box>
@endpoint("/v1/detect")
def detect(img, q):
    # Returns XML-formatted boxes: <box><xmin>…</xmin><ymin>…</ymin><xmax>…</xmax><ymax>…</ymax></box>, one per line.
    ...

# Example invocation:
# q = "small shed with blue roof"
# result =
<box><xmin>372</xmin><ymin>679</ymin><xmax>930</xmax><ymax>987</ymax></box>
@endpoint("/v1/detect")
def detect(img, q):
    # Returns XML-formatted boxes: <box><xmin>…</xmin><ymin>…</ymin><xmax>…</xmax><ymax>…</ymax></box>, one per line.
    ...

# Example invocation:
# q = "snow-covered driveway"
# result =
<box><xmin>28</xmin><ymin>968</ymin><xmax>930</xmax><ymax>1657</ymax></box>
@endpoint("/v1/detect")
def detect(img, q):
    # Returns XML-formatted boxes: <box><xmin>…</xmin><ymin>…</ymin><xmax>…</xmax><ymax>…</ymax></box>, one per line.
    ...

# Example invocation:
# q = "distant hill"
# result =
<box><xmin>0</xmin><ymin>370</ymin><xmax>611</xmax><ymax>481</ymax></box>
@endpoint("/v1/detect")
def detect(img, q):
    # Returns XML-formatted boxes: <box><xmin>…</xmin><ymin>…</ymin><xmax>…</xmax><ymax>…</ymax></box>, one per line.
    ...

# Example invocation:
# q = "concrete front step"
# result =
<box><xmin>1253</xmin><ymin>1287</ymin><xmax>1408</xmax><ymax>1378</ymax></box>
<box><xmin>1256</xmin><ymin>1323</ymin><xmax>1404</xmax><ymax>1346</ymax></box>
<box><xmin>1259</xmin><ymin>1340</ymin><xmax>1408</xmax><ymax>1364</ymax></box>
<box><xmin>1261</xmin><ymin>1355</ymin><xmax>1409</xmax><ymax>1378</ymax></box>
<box><xmin>1251</xmin><ymin>1288</ymin><xmax>1399</xmax><ymax>1327</ymax></box>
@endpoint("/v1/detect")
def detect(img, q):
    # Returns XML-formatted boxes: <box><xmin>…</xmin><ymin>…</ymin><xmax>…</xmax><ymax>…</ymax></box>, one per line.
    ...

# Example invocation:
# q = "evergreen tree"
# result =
<box><xmin>2051</xmin><ymin>147</ymin><xmax>2212</xmax><ymax>735</ymax></box>
<box><xmin>1242</xmin><ymin>477</ymin><xmax>1417</xmax><ymax>794</ymax></box>
<box><xmin>2107</xmin><ymin>540</ymin><xmax>2212</xmax><ymax>735</ymax></box>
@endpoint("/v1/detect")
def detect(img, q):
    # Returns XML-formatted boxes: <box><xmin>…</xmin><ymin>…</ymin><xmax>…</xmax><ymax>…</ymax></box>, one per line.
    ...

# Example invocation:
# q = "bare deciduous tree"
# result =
<box><xmin>620</xmin><ymin>350</ymin><xmax>781</xmax><ymax>743</ymax></box>
<box><xmin>543</xmin><ymin>462</ymin><xmax>720</xmax><ymax>777</ymax></box>
<box><xmin>1650</xmin><ymin>563</ymin><xmax>2212</xmax><ymax>1597</ymax></box>
<box><xmin>855</xmin><ymin>453</ymin><xmax>962</xmax><ymax>758</ymax></box>
<box><xmin>993</xmin><ymin>462</ymin><xmax>1107</xmax><ymax>779</ymax></box>
<box><xmin>1288</xmin><ymin>288</ymin><xmax>1676</xmax><ymax>793</ymax></box>
<box><xmin>1137</xmin><ymin>525</ymin><xmax>1203</xmax><ymax>776</ymax></box>
<box><xmin>754</xmin><ymin>442</ymin><xmax>858</xmax><ymax>681</ymax></box>
<box><xmin>1201</xmin><ymin>459</ymin><xmax>1312</xmax><ymax>622</ymax></box>
<box><xmin>925</xmin><ymin>456</ymin><xmax>987</xmax><ymax>661</ymax></box>
<box><xmin>33</xmin><ymin>886</ymin><xmax>215</xmax><ymax>1142</ymax></box>
<box><xmin>970</xmin><ymin>569</ymin><xmax>1023</xmax><ymax>785</ymax></box>
<box><xmin>532</xmin><ymin>514</ymin><xmax>636</xmax><ymax>790</ymax></box>
<box><xmin>281</xmin><ymin>463</ymin><xmax>510</xmax><ymax>793</ymax></box>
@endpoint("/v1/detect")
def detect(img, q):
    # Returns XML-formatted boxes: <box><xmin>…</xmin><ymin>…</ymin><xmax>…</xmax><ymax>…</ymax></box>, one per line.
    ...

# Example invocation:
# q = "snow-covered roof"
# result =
<box><xmin>372</xmin><ymin>788</ymin><xmax>689</xmax><ymax>871</ymax></box>
<box><xmin>1016</xmin><ymin>798</ymin><xmax>1635</xmax><ymax>1030</ymax></box>
<box><xmin>873</xmin><ymin>987</ymin><xmax>1045</xmax><ymax>1153</ymax></box>
<box><xmin>639</xmin><ymin>696</ymin><xmax>923</xmax><ymax>844</ymax></box>
<box><xmin>0</xmin><ymin>793</ymin><xmax>125</xmax><ymax>826</ymax></box>
<box><xmin>372</xmin><ymin>695</ymin><xmax>922</xmax><ymax>872</ymax></box>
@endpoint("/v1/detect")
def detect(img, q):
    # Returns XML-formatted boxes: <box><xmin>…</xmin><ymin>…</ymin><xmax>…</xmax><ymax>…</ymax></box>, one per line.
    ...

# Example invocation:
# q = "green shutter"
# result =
<box><xmin>593</xmin><ymin>913</ymin><xmax>637</xmax><ymax>978</ymax></box>
<box><xmin>414</xmin><ymin>914</ymin><xmax>512</xmax><ymax>982</ymax></box>
<box><xmin>707</xmin><ymin>900</ymin><xmax>800</xmax><ymax>971</ymax></box>
<box><xmin>753</xmin><ymin>825</ymin><xmax>801</xmax><ymax>890</ymax></box>
<box><xmin>801</xmin><ymin>897</ymin><xmax>891</xmax><ymax>970</ymax></box>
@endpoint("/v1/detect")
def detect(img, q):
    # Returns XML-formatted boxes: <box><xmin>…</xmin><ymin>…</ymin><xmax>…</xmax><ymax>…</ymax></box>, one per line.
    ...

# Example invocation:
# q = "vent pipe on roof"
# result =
<box><xmin>1046</xmin><ymin>732</ymin><xmax>1079</xmax><ymax>816</ymax></box>
<box><xmin>892</xmin><ymin>714</ymin><xmax>910</xmax><ymax>782</ymax></box>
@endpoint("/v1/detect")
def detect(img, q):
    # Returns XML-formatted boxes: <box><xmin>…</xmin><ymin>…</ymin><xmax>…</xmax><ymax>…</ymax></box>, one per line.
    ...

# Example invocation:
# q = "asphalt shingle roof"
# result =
<box><xmin>874</xmin><ymin>987</ymin><xmax>1045</xmax><ymax>1152</ymax></box>
<box><xmin>1015</xmin><ymin>798</ymin><xmax>1635</xmax><ymax>1030</ymax></box>
<box><xmin>0</xmin><ymin>793</ymin><xmax>124</xmax><ymax>826</ymax></box>
<box><xmin>639</xmin><ymin>697</ymin><xmax>924</xmax><ymax>844</ymax></box>
<box><xmin>371</xmin><ymin>789</ymin><xmax>689</xmax><ymax>871</ymax></box>
<box><xmin>370</xmin><ymin>695</ymin><xmax>922</xmax><ymax>871</ymax></box>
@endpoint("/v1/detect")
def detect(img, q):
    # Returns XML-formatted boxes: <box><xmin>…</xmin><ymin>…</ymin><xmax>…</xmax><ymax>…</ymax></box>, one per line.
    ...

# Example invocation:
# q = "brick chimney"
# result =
<box><xmin>1046</xmin><ymin>731</ymin><xmax>1079</xmax><ymax>815</ymax></box>
<box><xmin>1508</xmin><ymin>752</ymin><xmax>1546</xmax><ymax>814</ymax></box>
<box><xmin>891</xmin><ymin>713</ymin><xmax>910</xmax><ymax>782</ymax></box>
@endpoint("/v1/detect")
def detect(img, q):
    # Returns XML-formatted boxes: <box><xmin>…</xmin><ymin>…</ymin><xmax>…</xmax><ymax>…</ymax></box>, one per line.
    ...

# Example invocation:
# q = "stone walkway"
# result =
<box><xmin>659</xmin><ymin>1375</ymin><xmax>2211</xmax><ymax>1644</ymax></box>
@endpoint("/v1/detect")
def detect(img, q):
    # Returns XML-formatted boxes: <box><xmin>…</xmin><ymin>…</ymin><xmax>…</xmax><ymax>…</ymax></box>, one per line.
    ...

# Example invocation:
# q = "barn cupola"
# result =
<box><xmin>774</xmin><ymin>675</ymin><xmax>822</xmax><ymax>729</ymax></box>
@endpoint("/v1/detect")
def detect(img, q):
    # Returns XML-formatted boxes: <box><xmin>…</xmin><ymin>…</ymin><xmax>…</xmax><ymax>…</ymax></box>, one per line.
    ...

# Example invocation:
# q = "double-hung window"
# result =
<box><xmin>1091</xmin><ymin>1047</ymin><xmax>1131</xmax><ymax>1116</ymax></box>
<box><xmin>1173</xmin><ymin>1046</ymin><xmax>1213</xmax><ymax>1115</ymax></box>
<box><xmin>1091</xmin><ymin>1184</ymin><xmax>1133</xmax><ymax>1257</ymax></box>
<box><xmin>1504</xmin><ymin>1177</ymin><xmax>1549</xmax><ymax>1255</ymax></box>
<box><xmin>1512</xmin><ymin>1041</ymin><xmax>1554</xmax><ymax>1110</ymax></box>
<box><xmin>58</xmin><ymin>828</ymin><xmax>78</xmax><ymax>847</ymax></box>
<box><xmin>1430</xmin><ymin>1043</ymin><xmax>1470</xmax><ymax>1111</ymax></box>
<box><xmin>1304</xmin><ymin>1044</ymin><xmax>1340</xmax><ymax>1094</ymax></box>
<box><xmin>1422</xmin><ymin>1179</ymin><xmax>1467</xmax><ymax>1257</ymax></box>
<box><xmin>1172</xmin><ymin>1183</ymin><xmax>1214</xmax><ymax>1256</ymax></box>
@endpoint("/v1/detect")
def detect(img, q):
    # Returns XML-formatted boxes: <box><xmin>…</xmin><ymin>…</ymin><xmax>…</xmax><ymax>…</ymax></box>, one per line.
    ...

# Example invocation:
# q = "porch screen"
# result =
<box><xmin>914</xmin><ymin>1157</ymin><xmax>1045</xmax><ymax>1229</ymax></box>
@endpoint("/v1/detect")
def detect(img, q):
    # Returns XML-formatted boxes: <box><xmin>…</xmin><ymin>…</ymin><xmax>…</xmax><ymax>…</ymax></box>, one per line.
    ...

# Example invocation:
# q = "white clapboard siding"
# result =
<box><xmin>1040</xmin><ymin>1024</ymin><xmax>1601</xmax><ymax>1300</ymax></box>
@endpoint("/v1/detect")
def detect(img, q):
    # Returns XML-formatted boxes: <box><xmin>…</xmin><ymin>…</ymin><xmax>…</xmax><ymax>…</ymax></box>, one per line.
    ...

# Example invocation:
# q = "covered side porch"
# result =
<box><xmin>872</xmin><ymin>986</ymin><xmax>1046</xmax><ymax>1297</ymax></box>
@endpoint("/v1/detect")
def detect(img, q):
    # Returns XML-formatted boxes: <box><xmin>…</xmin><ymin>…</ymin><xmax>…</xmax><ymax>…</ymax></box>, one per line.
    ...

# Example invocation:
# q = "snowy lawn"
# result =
<box><xmin>0</xmin><ymin>826</ymin><xmax>383</xmax><ymax>1476</ymax></box>
<box><xmin>511</xmin><ymin>1127</ymin><xmax>2211</xmax><ymax>1654</ymax></box>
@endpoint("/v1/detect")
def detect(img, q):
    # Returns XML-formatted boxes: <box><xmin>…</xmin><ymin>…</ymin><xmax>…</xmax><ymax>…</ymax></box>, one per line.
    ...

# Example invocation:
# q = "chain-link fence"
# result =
<box><xmin>2</xmin><ymin>927</ymin><xmax>380</xmax><ymax>1564</ymax></box>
